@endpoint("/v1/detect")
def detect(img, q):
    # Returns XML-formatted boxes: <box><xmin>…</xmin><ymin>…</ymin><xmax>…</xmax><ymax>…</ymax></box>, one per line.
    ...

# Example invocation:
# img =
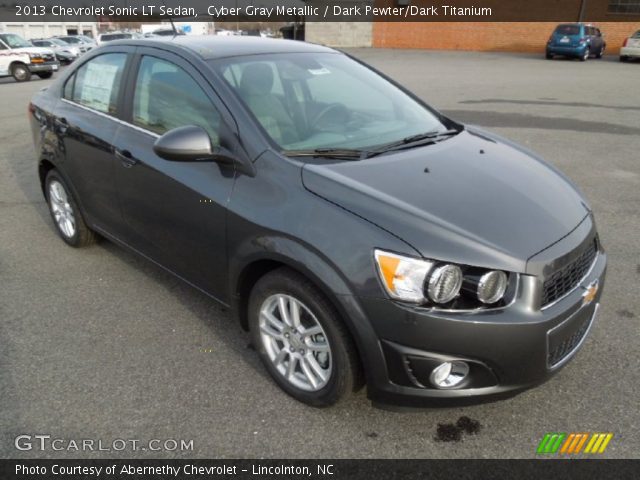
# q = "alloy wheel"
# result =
<box><xmin>48</xmin><ymin>180</ymin><xmax>76</xmax><ymax>238</ymax></box>
<box><xmin>258</xmin><ymin>294</ymin><xmax>332</xmax><ymax>391</ymax></box>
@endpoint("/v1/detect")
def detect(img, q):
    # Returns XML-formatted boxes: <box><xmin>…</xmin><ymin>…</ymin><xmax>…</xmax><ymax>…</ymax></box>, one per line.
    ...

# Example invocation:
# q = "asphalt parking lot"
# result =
<box><xmin>1</xmin><ymin>49</ymin><xmax>639</xmax><ymax>459</ymax></box>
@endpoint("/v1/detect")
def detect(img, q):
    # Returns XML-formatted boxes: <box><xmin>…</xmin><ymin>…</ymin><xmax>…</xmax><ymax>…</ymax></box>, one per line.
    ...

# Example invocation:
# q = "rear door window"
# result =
<box><xmin>66</xmin><ymin>53</ymin><xmax>127</xmax><ymax>115</ymax></box>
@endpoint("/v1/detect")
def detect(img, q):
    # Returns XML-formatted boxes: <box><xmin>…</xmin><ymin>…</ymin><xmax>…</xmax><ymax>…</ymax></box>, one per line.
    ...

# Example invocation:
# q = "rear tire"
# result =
<box><xmin>580</xmin><ymin>47</ymin><xmax>590</xmax><ymax>61</ymax></box>
<box><xmin>248</xmin><ymin>267</ymin><xmax>362</xmax><ymax>407</ymax></box>
<box><xmin>596</xmin><ymin>45</ymin><xmax>605</xmax><ymax>58</ymax></box>
<box><xmin>545</xmin><ymin>52</ymin><xmax>553</xmax><ymax>60</ymax></box>
<box><xmin>37</xmin><ymin>72</ymin><xmax>53</xmax><ymax>79</ymax></box>
<box><xmin>11</xmin><ymin>63</ymin><xmax>31</xmax><ymax>82</ymax></box>
<box><xmin>45</xmin><ymin>170</ymin><xmax>97</xmax><ymax>248</ymax></box>
<box><xmin>620</xmin><ymin>56</ymin><xmax>629</xmax><ymax>62</ymax></box>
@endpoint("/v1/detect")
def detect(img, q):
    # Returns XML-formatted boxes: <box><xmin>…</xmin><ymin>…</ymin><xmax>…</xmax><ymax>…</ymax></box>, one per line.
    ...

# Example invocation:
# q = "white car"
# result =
<box><xmin>620</xmin><ymin>30</ymin><xmax>640</xmax><ymax>62</ymax></box>
<box><xmin>0</xmin><ymin>33</ymin><xmax>59</xmax><ymax>82</ymax></box>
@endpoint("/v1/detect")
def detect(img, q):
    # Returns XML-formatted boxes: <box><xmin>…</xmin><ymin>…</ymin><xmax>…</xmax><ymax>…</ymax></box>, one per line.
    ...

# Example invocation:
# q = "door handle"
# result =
<box><xmin>115</xmin><ymin>149</ymin><xmax>138</xmax><ymax>168</ymax></box>
<box><xmin>54</xmin><ymin>117</ymin><xmax>68</xmax><ymax>134</ymax></box>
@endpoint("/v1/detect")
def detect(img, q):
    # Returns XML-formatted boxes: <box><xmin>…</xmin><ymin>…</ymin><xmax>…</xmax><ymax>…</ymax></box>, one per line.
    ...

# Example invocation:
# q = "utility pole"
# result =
<box><xmin>578</xmin><ymin>0</ymin><xmax>587</xmax><ymax>22</ymax></box>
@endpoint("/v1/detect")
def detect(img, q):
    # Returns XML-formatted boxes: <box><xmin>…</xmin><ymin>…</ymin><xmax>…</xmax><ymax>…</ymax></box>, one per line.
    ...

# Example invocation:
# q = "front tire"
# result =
<box><xmin>596</xmin><ymin>45</ymin><xmax>605</xmax><ymax>58</ymax></box>
<box><xmin>248</xmin><ymin>268</ymin><xmax>361</xmax><ymax>407</ymax></box>
<box><xmin>11</xmin><ymin>63</ymin><xmax>31</xmax><ymax>82</ymax></box>
<box><xmin>545</xmin><ymin>52</ymin><xmax>553</xmax><ymax>60</ymax></box>
<box><xmin>620</xmin><ymin>55</ymin><xmax>629</xmax><ymax>62</ymax></box>
<box><xmin>37</xmin><ymin>72</ymin><xmax>53</xmax><ymax>79</ymax></box>
<box><xmin>45</xmin><ymin>170</ymin><xmax>97</xmax><ymax>247</ymax></box>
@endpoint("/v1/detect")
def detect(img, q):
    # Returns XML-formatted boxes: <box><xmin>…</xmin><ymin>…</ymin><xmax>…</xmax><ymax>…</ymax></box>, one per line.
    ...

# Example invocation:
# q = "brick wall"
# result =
<box><xmin>373</xmin><ymin>22</ymin><xmax>639</xmax><ymax>54</ymax></box>
<box><xmin>306</xmin><ymin>22</ymin><xmax>373</xmax><ymax>47</ymax></box>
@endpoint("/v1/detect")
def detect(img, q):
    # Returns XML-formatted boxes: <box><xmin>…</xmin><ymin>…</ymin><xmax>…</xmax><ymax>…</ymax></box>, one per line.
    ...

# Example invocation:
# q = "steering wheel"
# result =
<box><xmin>310</xmin><ymin>103</ymin><xmax>350</xmax><ymax>131</ymax></box>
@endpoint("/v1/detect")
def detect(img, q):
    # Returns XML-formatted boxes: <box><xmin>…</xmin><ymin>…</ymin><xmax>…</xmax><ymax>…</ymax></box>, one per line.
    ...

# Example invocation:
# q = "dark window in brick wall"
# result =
<box><xmin>608</xmin><ymin>0</ymin><xmax>640</xmax><ymax>14</ymax></box>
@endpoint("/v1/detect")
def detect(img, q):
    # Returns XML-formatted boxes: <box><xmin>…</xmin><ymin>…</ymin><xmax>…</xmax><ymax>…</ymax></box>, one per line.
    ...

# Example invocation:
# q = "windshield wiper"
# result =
<box><xmin>365</xmin><ymin>129</ymin><xmax>461</xmax><ymax>158</ymax></box>
<box><xmin>283</xmin><ymin>148</ymin><xmax>366</xmax><ymax>160</ymax></box>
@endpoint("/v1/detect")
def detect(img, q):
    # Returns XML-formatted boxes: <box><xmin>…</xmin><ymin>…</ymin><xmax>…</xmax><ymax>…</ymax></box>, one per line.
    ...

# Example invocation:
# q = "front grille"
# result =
<box><xmin>542</xmin><ymin>239</ymin><xmax>597</xmax><ymax>307</ymax></box>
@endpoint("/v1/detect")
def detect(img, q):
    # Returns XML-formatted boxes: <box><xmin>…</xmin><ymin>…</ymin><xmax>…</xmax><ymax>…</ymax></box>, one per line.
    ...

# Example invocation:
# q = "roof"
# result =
<box><xmin>107</xmin><ymin>35</ymin><xmax>336</xmax><ymax>60</ymax></box>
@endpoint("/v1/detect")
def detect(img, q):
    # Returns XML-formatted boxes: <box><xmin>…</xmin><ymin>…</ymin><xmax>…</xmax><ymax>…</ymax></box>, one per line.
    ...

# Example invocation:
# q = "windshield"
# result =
<box><xmin>0</xmin><ymin>34</ymin><xmax>32</xmax><ymax>48</ymax></box>
<box><xmin>554</xmin><ymin>25</ymin><xmax>580</xmax><ymax>35</ymax></box>
<box><xmin>50</xmin><ymin>39</ymin><xmax>68</xmax><ymax>46</ymax></box>
<box><xmin>59</xmin><ymin>36</ymin><xmax>82</xmax><ymax>44</ymax></box>
<box><xmin>211</xmin><ymin>52</ymin><xmax>451</xmax><ymax>152</ymax></box>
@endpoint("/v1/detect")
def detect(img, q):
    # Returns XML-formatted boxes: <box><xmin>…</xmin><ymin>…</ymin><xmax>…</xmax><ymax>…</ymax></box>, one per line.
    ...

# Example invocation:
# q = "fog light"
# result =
<box><xmin>430</xmin><ymin>361</ymin><xmax>469</xmax><ymax>388</ymax></box>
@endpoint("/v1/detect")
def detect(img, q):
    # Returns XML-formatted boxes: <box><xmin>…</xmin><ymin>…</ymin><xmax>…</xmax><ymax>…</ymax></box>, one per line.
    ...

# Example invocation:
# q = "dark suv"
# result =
<box><xmin>546</xmin><ymin>23</ymin><xmax>606</xmax><ymax>61</ymax></box>
<box><xmin>29</xmin><ymin>37</ymin><xmax>606</xmax><ymax>408</ymax></box>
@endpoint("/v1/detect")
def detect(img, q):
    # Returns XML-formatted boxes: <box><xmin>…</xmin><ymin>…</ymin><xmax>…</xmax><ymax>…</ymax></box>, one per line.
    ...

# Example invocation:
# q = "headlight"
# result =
<box><xmin>427</xmin><ymin>264</ymin><xmax>463</xmax><ymax>303</ymax></box>
<box><xmin>477</xmin><ymin>270</ymin><xmax>508</xmax><ymax>304</ymax></box>
<box><xmin>374</xmin><ymin>249</ymin><xmax>515</xmax><ymax>308</ymax></box>
<box><xmin>374</xmin><ymin>250</ymin><xmax>433</xmax><ymax>303</ymax></box>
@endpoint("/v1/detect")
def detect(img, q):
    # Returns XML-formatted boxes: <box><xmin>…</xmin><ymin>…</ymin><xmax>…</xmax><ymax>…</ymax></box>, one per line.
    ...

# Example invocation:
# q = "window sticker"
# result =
<box><xmin>80</xmin><ymin>63</ymin><xmax>119</xmax><ymax>112</ymax></box>
<box><xmin>308</xmin><ymin>67</ymin><xmax>331</xmax><ymax>76</ymax></box>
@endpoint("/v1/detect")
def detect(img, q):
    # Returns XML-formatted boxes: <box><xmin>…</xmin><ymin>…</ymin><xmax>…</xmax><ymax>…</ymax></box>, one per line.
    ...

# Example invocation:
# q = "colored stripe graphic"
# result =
<box><xmin>537</xmin><ymin>433</ymin><xmax>566</xmax><ymax>454</ymax></box>
<box><xmin>539</xmin><ymin>433</ymin><xmax>613</xmax><ymax>454</ymax></box>
<box><xmin>560</xmin><ymin>433</ymin><xmax>589</xmax><ymax>454</ymax></box>
<box><xmin>584</xmin><ymin>433</ymin><xmax>613</xmax><ymax>454</ymax></box>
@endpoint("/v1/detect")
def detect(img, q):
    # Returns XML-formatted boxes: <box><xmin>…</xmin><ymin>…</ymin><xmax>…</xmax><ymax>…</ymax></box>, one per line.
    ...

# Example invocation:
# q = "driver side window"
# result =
<box><xmin>133</xmin><ymin>56</ymin><xmax>221</xmax><ymax>145</ymax></box>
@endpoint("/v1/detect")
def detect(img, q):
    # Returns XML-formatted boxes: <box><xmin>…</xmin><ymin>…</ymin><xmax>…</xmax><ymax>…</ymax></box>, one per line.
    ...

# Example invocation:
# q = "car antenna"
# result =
<box><xmin>169</xmin><ymin>17</ymin><xmax>178</xmax><ymax>36</ymax></box>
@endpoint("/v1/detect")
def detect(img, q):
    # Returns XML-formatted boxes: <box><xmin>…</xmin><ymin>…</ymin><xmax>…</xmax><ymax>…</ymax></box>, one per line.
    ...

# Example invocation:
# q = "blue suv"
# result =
<box><xmin>546</xmin><ymin>24</ymin><xmax>606</xmax><ymax>61</ymax></box>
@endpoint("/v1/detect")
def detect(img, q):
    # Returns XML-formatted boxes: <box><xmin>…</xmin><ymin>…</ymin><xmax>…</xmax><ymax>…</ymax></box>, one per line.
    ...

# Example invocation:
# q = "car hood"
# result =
<box><xmin>12</xmin><ymin>46</ymin><xmax>54</xmax><ymax>55</ymax></box>
<box><xmin>301</xmin><ymin>128</ymin><xmax>590</xmax><ymax>273</ymax></box>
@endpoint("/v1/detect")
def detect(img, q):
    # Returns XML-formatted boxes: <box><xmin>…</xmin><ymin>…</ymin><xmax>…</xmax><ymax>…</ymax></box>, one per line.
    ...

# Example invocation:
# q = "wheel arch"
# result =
<box><xmin>9</xmin><ymin>60</ymin><xmax>28</xmax><ymax>69</ymax></box>
<box><xmin>38</xmin><ymin>158</ymin><xmax>56</xmax><ymax>194</ymax></box>
<box><xmin>232</xmin><ymin>248</ymin><xmax>354</xmax><ymax>332</ymax></box>
<box><xmin>38</xmin><ymin>159</ymin><xmax>92</xmax><ymax>225</ymax></box>
<box><xmin>230</xmin><ymin>240</ymin><xmax>374</xmax><ymax>388</ymax></box>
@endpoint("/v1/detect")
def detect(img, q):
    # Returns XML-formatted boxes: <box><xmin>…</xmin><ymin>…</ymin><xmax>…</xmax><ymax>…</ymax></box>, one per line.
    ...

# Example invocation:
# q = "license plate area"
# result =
<box><xmin>547</xmin><ymin>303</ymin><xmax>597</xmax><ymax>369</ymax></box>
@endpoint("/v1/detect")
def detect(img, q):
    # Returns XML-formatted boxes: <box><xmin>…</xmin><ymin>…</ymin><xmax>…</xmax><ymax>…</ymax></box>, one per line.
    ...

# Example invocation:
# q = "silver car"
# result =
<box><xmin>31</xmin><ymin>38</ymin><xmax>80</xmax><ymax>64</ymax></box>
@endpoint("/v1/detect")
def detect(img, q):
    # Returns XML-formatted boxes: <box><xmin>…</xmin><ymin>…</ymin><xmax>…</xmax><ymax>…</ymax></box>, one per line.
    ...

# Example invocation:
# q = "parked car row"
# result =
<box><xmin>96</xmin><ymin>29</ymin><xmax>185</xmax><ymax>44</ymax></box>
<box><xmin>32</xmin><ymin>35</ymin><xmax>96</xmax><ymax>64</ymax></box>
<box><xmin>0</xmin><ymin>33</ymin><xmax>60</xmax><ymax>81</ymax></box>
<box><xmin>546</xmin><ymin>23</ymin><xmax>640</xmax><ymax>62</ymax></box>
<box><xmin>0</xmin><ymin>33</ymin><xmax>97</xmax><ymax>82</ymax></box>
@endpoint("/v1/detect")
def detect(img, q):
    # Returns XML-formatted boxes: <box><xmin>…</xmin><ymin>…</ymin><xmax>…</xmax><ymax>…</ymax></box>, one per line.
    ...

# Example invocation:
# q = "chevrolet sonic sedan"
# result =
<box><xmin>29</xmin><ymin>36</ymin><xmax>606</xmax><ymax>407</ymax></box>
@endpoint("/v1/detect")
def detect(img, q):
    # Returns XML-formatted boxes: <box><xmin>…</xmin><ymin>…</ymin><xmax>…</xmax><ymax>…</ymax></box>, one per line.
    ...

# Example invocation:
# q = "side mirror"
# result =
<box><xmin>153</xmin><ymin>125</ymin><xmax>236</xmax><ymax>164</ymax></box>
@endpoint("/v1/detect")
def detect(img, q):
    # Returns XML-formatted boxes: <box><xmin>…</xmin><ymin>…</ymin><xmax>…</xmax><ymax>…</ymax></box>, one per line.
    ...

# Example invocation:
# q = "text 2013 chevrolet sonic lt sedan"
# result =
<box><xmin>29</xmin><ymin>36</ymin><xmax>606</xmax><ymax>407</ymax></box>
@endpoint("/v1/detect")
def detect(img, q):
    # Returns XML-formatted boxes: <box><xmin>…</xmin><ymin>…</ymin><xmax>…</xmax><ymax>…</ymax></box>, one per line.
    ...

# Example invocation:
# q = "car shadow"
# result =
<box><xmin>442</xmin><ymin>109</ymin><xmax>640</xmax><ymax>135</ymax></box>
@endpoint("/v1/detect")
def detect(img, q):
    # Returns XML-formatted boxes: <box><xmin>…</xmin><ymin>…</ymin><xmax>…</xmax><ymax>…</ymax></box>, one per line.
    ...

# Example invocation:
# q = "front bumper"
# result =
<box><xmin>28</xmin><ymin>61</ymin><xmax>59</xmax><ymax>73</ymax></box>
<box><xmin>620</xmin><ymin>46</ymin><xmax>640</xmax><ymax>58</ymax></box>
<box><xmin>353</xmin><ymin>242</ymin><xmax>606</xmax><ymax>408</ymax></box>
<box><xmin>56</xmin><ymin>53</ymin><xmax>78</xmax><ymax>62</ymax></box>
<box><xmin>547</xmin><ymin>44</ymin><xmax>588</xmax><ymax>57</ymax></box>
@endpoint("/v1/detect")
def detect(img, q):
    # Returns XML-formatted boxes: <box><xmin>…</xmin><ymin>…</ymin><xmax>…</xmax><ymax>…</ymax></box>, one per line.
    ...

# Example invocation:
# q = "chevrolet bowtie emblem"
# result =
<box><xmin>582</xmin><ymin>281</ymin><xmax>599</xmax><ymax>305</ymax></box>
